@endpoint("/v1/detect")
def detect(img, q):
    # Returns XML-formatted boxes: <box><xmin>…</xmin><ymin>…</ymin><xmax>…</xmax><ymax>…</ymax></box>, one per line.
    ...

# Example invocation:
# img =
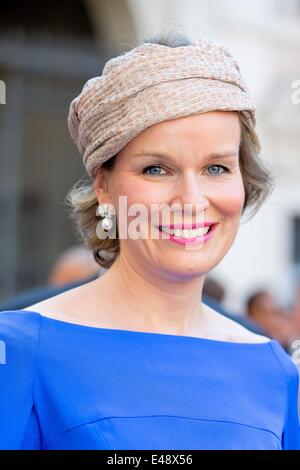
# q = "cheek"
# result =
<box><xmin>111</xmin><ymin>177</ymin><xmax>164</xmax><ymax>234</ymax></box>
<box><xmin>211</xmin><ymin>178</ymin><xmax>245</xmax><ymax>217</ymax></box>
<box><xmin>114</xmin><ymin>178</ymin><xmax>165</xmax><ymax>214</ymax></box>
<box><xmin>112</xmin><ymin>174</ymin><xmax>245</xmax><ymax>222</ymax></box>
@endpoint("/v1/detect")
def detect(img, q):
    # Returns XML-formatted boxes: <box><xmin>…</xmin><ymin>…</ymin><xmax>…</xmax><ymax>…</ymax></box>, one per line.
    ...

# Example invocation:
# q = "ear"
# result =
<box><xmin>93</xmin><ymin>168</ymin><xmax>112</xmax><ymax>205</ymax></box>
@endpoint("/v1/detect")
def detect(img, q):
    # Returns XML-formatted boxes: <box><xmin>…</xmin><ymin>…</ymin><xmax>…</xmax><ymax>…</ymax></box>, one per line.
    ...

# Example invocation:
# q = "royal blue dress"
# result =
<box><xmin>0</xmin><ymin>309</ymin><xmax>300</xmax><ymax>450</ymax></box>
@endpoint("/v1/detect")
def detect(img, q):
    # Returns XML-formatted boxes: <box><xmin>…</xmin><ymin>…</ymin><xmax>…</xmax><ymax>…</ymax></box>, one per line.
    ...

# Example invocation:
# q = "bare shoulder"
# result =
<box><xmin>202</xmin><ymin>303</ymin><xmax>271</xmax><ymax>344</ymax></box>
<box><xmin>22</xmin><ymin>281</ymin><xmax>98</xmax><ymax>324</ymax></box>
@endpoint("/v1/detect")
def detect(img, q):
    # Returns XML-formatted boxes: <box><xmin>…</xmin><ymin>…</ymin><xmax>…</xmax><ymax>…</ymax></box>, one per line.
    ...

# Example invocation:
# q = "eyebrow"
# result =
<box><xmin>133</xmin><ymin>150</ymin><xmax>239</xmax><ymax>162</ymax></box>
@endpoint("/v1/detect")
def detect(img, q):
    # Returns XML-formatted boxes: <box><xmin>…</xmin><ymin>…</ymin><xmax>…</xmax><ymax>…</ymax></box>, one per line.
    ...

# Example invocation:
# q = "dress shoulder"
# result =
<box><xmin>268</xmin><ymin>340</ymin><xmax>300</xmax><ymax>449</ymax></box>
<box><xmin>0</xmin><ymin>309</ymin><xmax>42</xmax><ymax>449</ymax></box>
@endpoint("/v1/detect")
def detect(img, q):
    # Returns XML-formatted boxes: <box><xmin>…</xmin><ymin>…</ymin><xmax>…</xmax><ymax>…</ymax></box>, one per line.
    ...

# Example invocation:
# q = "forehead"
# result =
<box><xmin>122</xmin><ymin>111</ymin><xmax>241</xmax><ymax>155</ymax></box>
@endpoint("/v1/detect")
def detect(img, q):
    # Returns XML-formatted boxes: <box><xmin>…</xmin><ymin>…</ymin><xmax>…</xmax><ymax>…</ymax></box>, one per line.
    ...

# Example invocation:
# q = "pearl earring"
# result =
<box><xmin>96</xmin><ymin>203</ymin><xmax>116</xmax><ymax>232</ymax></box>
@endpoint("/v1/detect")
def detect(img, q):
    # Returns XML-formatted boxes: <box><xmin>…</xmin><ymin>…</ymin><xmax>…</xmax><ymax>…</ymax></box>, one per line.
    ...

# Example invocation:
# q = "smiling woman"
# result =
<box><xmin>90</xmin><ymin>110</ymin><xmax>246</xmax><ymax>275</ymax></box>
<box><xmin>66</xmin><ymin>108</ymin><xmax>273</xmax><ymax>269</ymax></box>
<box><xmin>0</xmin><ymin>31</ymin><xmax>299</xmax><ymax>451</ymax></box>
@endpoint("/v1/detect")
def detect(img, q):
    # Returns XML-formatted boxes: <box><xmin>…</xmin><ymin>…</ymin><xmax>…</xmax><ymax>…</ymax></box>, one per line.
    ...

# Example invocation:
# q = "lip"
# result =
<box><xmin>158</xmin><ymin>223</ymin><xmax>218</xmax><ymax>245</ymax></box>
<box><xmin>159</xmin><ymin>222</ymin><xmax>216</xmax><ymax>230</ymax></box>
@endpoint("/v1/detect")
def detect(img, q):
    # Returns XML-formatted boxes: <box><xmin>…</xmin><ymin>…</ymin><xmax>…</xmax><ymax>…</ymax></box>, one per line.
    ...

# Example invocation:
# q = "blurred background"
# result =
<box><xmin>0</xmin><ymin>0</ymin><xmax>300</xmax><ymax>351</ymax></box>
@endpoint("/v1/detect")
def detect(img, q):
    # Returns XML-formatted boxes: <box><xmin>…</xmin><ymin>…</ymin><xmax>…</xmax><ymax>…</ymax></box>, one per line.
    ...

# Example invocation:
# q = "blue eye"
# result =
<box><xmin>142</xmin><ymin>164</ymin><xmax>229</xmax><ymax>177</ymax></box>
<box><xmin>207</xmin><ymin>165</ymin><xmax>229</xmax><ymax>176</ymax></box>
<box><xmin>142</xmin><ymin>165</ymin><xmax>167</xmax><ymax>176</ymax></box>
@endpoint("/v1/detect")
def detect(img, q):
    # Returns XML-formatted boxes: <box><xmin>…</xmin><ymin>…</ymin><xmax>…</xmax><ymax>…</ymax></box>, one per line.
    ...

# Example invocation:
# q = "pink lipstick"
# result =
<box><xmin>158</xmin><ymin>223</ymin><xmax>218</xmax><ymax>245</ymax></box>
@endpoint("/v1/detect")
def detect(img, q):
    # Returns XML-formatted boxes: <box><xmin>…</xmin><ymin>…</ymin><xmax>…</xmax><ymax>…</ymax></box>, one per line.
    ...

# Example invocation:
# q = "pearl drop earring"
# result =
<box><xmin>96</xmin><ymin>203</ymin><xmax>116</xmax><ymax>232</ymax></box>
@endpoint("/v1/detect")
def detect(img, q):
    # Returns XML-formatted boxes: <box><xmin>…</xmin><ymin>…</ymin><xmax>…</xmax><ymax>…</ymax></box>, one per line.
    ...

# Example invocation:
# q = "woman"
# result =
<box><xmin>0</xmin><ymin>33</ymin><xmax>299</xmax><ymax>450</ymax></box>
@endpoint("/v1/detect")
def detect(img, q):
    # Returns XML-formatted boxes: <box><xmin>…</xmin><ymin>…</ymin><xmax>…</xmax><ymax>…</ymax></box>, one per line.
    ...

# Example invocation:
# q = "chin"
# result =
<box><xmin>156</xmin><ymin>257</ymin><xmax>214</xmax><ymax>279</ymax></box>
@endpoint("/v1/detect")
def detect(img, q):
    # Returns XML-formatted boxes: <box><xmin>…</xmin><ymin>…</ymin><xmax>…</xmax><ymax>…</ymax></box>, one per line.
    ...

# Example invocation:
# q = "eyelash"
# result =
<box><xmin>142</xmin><ymin>164</ymin><xmax>230</xmax><ymax>177</ymax></box>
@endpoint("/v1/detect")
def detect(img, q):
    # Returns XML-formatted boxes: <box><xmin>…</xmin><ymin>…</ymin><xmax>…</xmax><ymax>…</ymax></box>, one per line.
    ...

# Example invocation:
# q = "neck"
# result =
<box><xmin>94</xmin><ymin>254</ymin><xmax>207</xmax><ymax>335</ymax></box>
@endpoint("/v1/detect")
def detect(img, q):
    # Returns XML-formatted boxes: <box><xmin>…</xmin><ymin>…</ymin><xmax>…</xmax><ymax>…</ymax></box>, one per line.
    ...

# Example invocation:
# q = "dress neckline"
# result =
<box><xmin>20</xmin><ymin>309</ymin><xmax>275</xmax><ymax>347</ymax></box>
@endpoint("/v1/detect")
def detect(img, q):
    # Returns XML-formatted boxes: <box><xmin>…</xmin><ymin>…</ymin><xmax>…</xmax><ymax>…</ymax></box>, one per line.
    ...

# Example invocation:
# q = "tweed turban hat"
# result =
<box><xmin>68</xmin><ymin>38</ymin><xmax>256</xmax><ymax>177</ymax></box>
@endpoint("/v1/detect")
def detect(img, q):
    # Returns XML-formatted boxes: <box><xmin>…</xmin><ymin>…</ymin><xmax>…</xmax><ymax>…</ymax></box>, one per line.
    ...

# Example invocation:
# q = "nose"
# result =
<box><xmin>171</xmin><ymin>172</ymin><xmax>209</xmax><ymax>216</ymax></box>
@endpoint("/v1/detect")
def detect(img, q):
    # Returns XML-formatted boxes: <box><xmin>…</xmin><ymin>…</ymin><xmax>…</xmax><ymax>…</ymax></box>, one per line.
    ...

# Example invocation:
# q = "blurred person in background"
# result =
<box><xmin>47</xmin><ymin>244</ymin><xmax>100</xmax><ymax>287</ymax></box>
<box><xmin>202</xmin><ymin>276</ymin><xmax>265</xmax><ymax>334</ymax></box>
<box><xmin>202</xmin><ymin>276</ymin><xmax>225</xmax><ymax>303</ymax></box>
<box><xmin>288</xmin><ymin>282</ymin><xmax>300</xmax><ymax>336</ymax></box>
<box><xmin>246</xmin><ymin>289</ymin><xmax>296</xmax><ymax>351</ymax></box>
<box><xmin>0</xmin><ymin>244</ymin><xmax>103</xmax><ymax>312</ymax></box>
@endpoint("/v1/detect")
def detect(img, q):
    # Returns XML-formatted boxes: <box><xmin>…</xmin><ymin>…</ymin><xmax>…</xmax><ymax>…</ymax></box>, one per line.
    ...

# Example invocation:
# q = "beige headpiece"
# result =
<box><xmin>68</xmin><ymin>39</ymin><xmax>256</xmax><ymax>177</ymax></box>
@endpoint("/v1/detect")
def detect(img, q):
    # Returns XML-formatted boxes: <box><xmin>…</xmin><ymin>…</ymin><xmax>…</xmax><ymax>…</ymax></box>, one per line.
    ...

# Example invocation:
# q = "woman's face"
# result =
<box><xmin>94</xmin><ymin>111</ymin><xmax>244</xmax><ymax>280</ymax></box>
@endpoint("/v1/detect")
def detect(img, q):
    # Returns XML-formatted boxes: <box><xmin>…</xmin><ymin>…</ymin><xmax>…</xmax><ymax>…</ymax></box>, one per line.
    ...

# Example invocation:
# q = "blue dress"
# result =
<box><xmin>0</xmin><ymin>309</ymin><xmax>299</xmax><ymax>450</ymax></box>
